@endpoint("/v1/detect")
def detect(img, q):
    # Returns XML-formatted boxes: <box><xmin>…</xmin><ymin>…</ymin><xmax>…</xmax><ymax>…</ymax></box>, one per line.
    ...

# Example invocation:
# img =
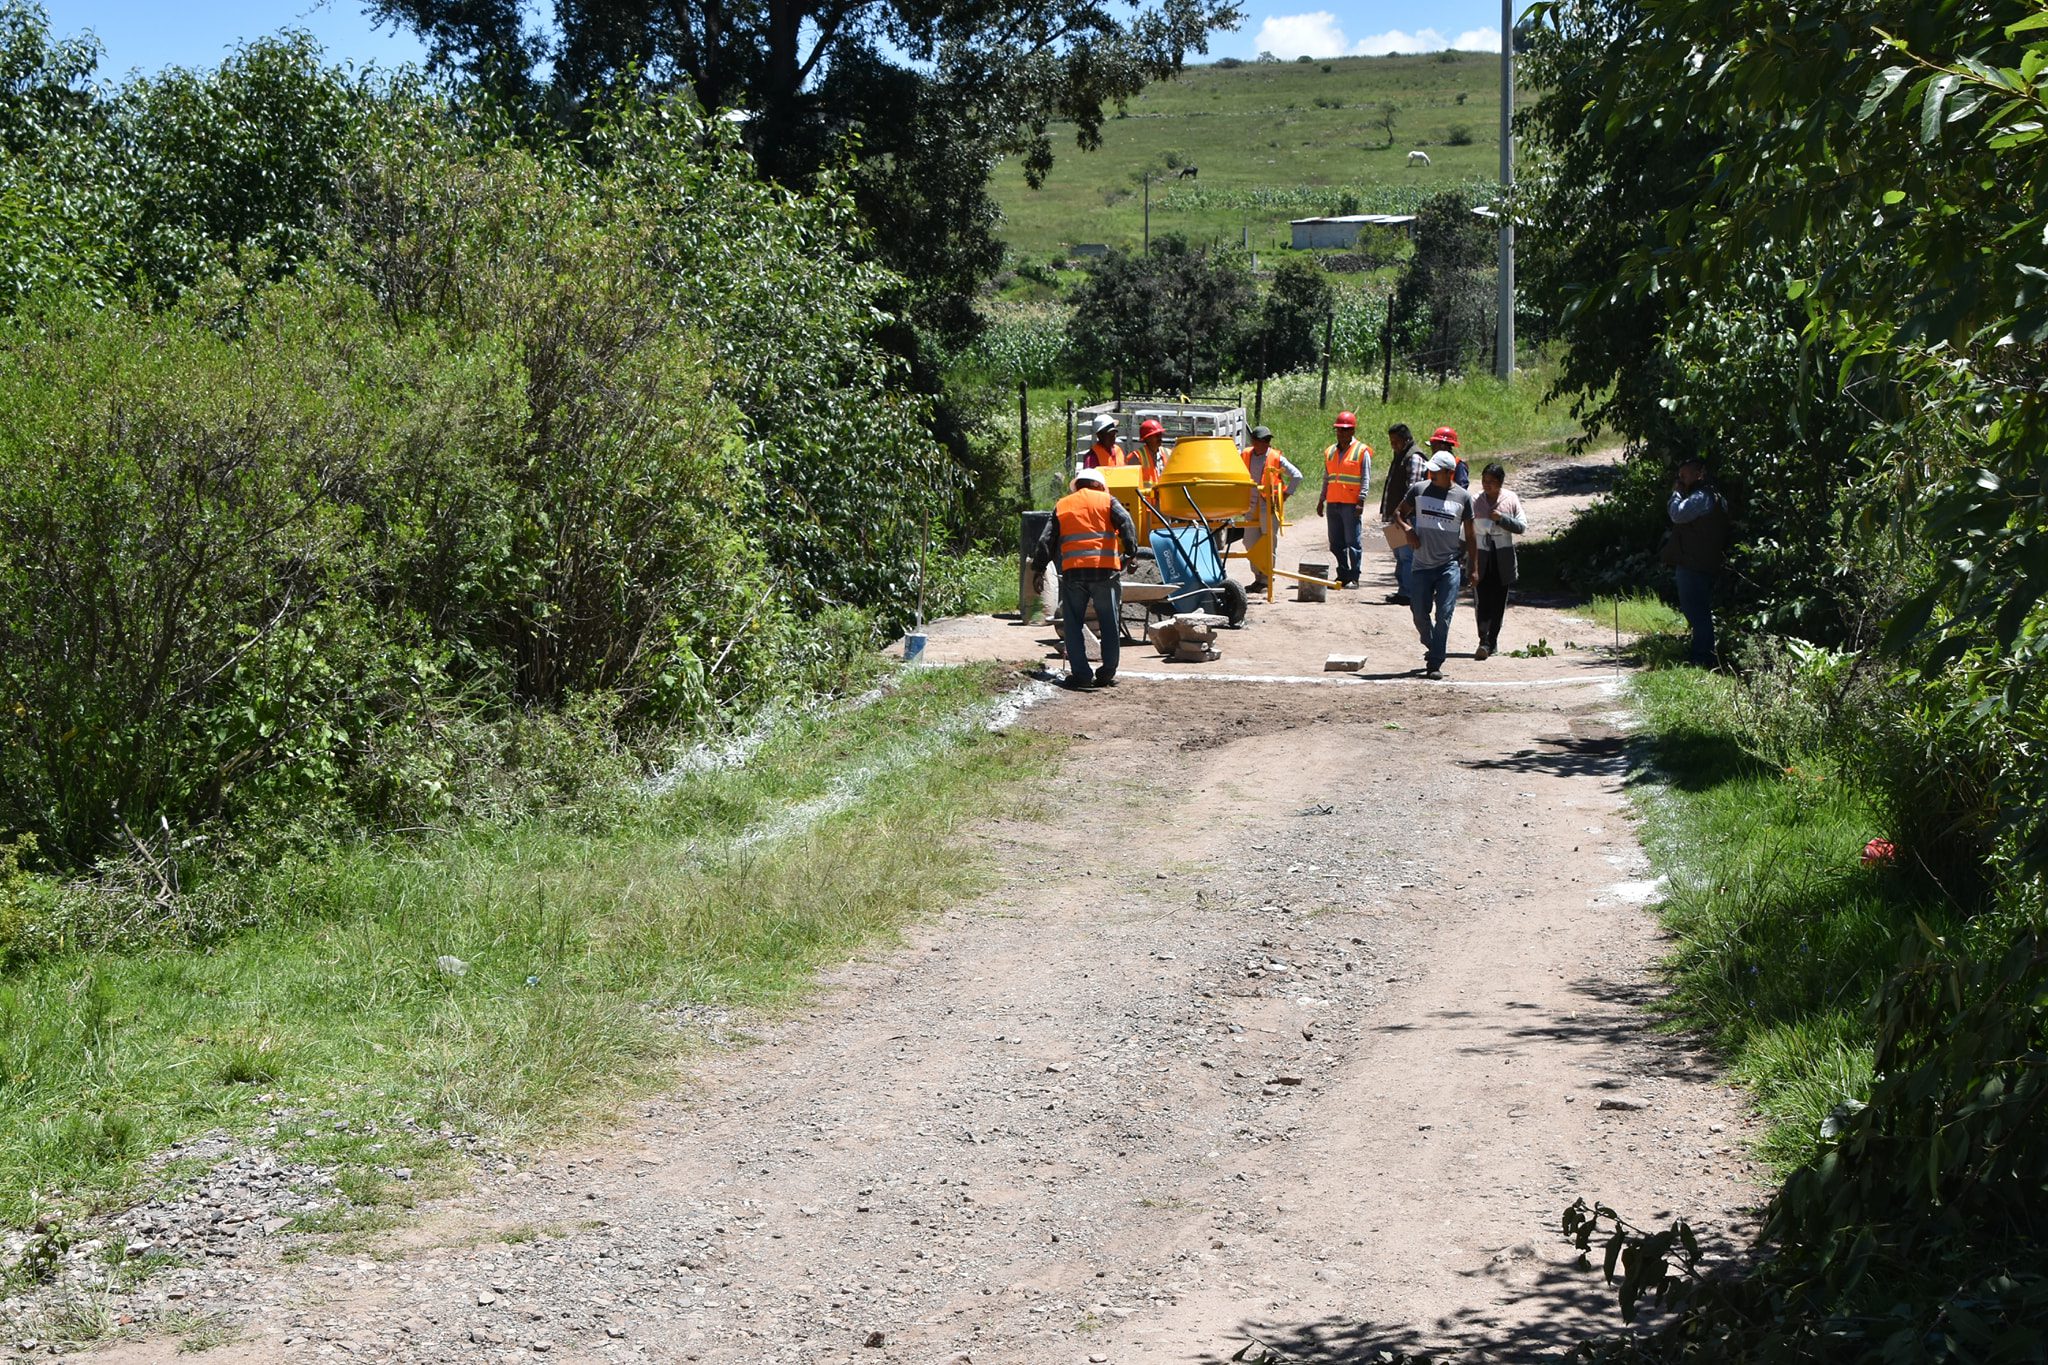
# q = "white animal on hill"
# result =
<box><xmin>1407</xmin><ymin>149</ymin><xmax>1432</xmax><ymax>167</ymax></box>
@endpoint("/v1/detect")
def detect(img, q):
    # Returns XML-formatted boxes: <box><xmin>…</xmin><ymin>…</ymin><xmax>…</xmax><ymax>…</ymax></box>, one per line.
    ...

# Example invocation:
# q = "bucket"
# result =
<box><xmin>1297</xmin><ymin>561</ymin><xmax>1330</xmax><ymax>603</ymax></box>
<box><xmin>903</xmin><ymin>632</ymin><xmax>928</xmax><ymax>663</ymax></box>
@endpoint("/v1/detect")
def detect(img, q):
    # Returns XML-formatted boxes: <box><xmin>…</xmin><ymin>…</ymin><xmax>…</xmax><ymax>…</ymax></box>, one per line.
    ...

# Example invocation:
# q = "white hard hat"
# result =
<box><xmin>1072</xmin><ymin>468</ymin><xmax>1107</xmax><ymax>488</ymax></box>
<box><xmin>1092</xmin><ymin>415</ymin><xmax>1118</xmax><ymax>436</ymax></box>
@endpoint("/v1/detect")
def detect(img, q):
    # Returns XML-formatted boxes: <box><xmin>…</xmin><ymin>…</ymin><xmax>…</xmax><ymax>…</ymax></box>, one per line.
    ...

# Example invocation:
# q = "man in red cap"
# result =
<box><xmin>1133</xmin><ymin>417</ymin><xmax>1168</xmax><ymax>480</ymax></box>
<box><xmin>1429</xmin><ymin>426</ymin><xmax>1470</xmax><ymax>489</ymax></box>
<box><xmin>1315</xmin><ymin>412</ymin><xmax>1373</xmax><ymax>587</ymax></box>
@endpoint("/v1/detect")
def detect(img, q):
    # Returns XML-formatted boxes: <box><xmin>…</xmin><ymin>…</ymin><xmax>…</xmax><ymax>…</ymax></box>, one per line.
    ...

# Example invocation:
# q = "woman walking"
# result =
<box><xmin>1471</xmin><ymin>462</ymin><xmax>1527</xmax><ymax>660</ymax></box>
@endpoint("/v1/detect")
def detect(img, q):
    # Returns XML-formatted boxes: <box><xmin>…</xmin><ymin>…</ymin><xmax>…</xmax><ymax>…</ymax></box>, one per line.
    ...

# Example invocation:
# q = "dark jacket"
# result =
<box><xmin>1665</xmin><ymin>482</ymin><xmax>1731</xmax><ymax>572</ymax></box>
<box><xmin>1379</xmin><ymin>442</ymin><xmax>1425</xmax><ymax>520</ymax></box>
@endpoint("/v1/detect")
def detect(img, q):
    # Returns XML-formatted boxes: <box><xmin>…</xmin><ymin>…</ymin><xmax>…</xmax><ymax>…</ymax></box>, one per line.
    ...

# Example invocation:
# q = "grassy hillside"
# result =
<box><xmin>992</xmin><ymin>50</ymin><xmax>1530</xmax><ymax>259</ymax></box>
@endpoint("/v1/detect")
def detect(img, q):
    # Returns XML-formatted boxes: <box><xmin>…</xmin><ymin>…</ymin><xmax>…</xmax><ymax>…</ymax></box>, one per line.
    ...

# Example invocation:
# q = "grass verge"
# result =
<box><xmin>1626</xmin><ymin>666</ymin><xmax>1957</xmax><ymax>1169</ymax></box>
<box><xmin>0</xmin><ymin>664</ymin><xmax>1058</xmax><ymax>1228</ymax></box>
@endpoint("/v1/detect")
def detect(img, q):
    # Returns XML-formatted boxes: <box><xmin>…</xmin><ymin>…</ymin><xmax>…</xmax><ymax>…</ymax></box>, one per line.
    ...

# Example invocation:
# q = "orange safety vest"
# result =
<box><xmin>1084</xmin><ymin>440</ymin><xmax>1133</xmax><ymax>470</ymax></box>
<box><xmin>1054</xmin><ymin>488</ymin><xmax>1122</xmax><ymax>571</ymax></box>
<box><xmin>1247</xmin><ymin>447</ymin><xmax>1290</xmax><ymax>518</ymax></box>
<box><xmin>1324</xmin><ymin>441</ymin><xmax>1369</xmax><ymax>505</ymax></box>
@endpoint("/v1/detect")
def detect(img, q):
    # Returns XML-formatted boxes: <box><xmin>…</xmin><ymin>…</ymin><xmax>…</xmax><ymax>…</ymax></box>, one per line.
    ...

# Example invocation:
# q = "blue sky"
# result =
<box><xmin>52</xmin><ymin>1</ymin><xmax>1507</xmax><ymax>80</ymax></box>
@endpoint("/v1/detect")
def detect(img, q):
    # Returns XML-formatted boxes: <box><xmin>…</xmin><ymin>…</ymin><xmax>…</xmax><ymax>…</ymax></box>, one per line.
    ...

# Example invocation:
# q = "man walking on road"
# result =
<box><xmin>1663</xmin><ymin>456</ymin><xmax>1731</xmax><ymax>669</ymax></box>
<box><xmin>1241</xmin><ymin>425</ymin><xmax>1301</xmax><ymax>593</ymax></box>
<box><xmin>1316</xmin><ymin>412</ymin><xmax>1372</xmax><ymax>588</ymax></box>
<box><xmin>1395</xmin><ymin>452</ymin><xmax>1477</xmax><ymax>679</ymax></box>
<box><xmin>1032</xmin><ymin>468</ymin><xmax>1140</xmax><ymax>690</ymax></box>
<box><xmin>1379</xmin><ymin>422</ymin><xmax>1428</xmax><ymax>605</ymax></box>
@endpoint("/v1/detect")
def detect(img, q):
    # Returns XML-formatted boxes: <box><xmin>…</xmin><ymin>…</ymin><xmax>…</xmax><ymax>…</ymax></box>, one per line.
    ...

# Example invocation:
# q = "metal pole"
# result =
<box><xmin>1318</xmin><ymin>310</ymin><xmax>1334</xmax><ymax>409</ymax></box>
<box><xmin>1144</xmin><ymin>173</ymin><xmax>1151</xmax><ymax>253</ymax></box>
<box><xmin>1496</xmin><ymin>0</ymin><xmax>1516</xmax><ymax>381</ymax></box>
<box><xmin>1018</xmin><ymin>382</ymin><xmax>1031</xmax><ymax>505</ymax></box>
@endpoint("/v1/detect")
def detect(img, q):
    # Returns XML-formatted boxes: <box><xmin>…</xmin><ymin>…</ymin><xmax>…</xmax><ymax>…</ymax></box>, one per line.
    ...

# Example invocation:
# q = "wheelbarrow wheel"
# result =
<box><xmin>1218</xmin><ymin>577</ymin><xmax>1249</xmax><ymax>628</ymax></box>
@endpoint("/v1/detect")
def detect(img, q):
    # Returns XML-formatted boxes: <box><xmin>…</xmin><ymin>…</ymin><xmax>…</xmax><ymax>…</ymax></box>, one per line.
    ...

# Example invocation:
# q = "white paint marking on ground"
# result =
<box><xmin>1110</xmin><ymin>669</ymin><xmax>1626</xmax><ymax>690</ymax></box>
<box><xmin>647</xmin><ymin>684</ymin><xmax>897</xmax><ymax>794</ymax></box>
<box><xmin>986</xmin><ymin>680</ymin><xmax>1059</xmax><ymax>731</ymax></box>
<box><xmin>1599</xmin><ymin>876</ymin><xmax>1667</xmax><ymax>905</ymax></box>
<box><xmin>732</xmin><ymin>682</ymin><xmax>1052</xmax><ymax>850</ymax></box>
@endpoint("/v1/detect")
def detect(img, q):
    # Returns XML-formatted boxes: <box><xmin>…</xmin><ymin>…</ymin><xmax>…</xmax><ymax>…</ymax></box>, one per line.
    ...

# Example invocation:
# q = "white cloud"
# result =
<box><xmin>1350</xmin><ymin>26</ymin><xmax>1448</xmax><ymax>56</ymax></box>
<box><xmin>1253</xmin><ymin>11</ymin><xmax>1351</xmax><ymax>59</ymax></box>
<box><xmin>1253</xmin><ymin>13</ymin><xmax>1504</xmax><ymax>58</ymax></box>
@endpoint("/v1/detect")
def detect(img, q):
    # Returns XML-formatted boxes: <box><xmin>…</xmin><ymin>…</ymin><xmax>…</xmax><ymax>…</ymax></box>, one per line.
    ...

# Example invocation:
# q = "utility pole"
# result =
<box><xmin>1495</xmin><ymin>0</ymin><xmax>1516</xmax><ymax>381</ymax></box>
<box><xmin>1143</xmin><ymin>173</ymin><xmax>1152</xmax><ymax>253</ymax></box>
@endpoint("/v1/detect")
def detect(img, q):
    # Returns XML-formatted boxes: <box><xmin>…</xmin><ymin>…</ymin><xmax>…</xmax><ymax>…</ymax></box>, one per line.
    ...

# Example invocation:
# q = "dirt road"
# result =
<box><xmin>74</xmin><ymin>454</ymin><xmax>1761</xmax><ymax>1364</ymax></box>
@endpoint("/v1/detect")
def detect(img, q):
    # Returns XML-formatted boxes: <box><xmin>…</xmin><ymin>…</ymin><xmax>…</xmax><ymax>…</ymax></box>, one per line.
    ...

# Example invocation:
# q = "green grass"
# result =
<box><xmin>0</xmin><ymin>665</ymin><xmax>1058</xmax><ymax>1227</ymax></box>
<box><xmin>1627</xmin><ymin>668</ymin><xmax>1957</xmax><ymax>1168</ymax></box>
<box><xmin>993</xmin><ymin>51</ymin><xmax>1527</xmax><ymax>258</ymax></box>
<box><xmin>1572</xmin><ymin>593</ymin><xmax>1687</xmax><ymax>638</ymax></box>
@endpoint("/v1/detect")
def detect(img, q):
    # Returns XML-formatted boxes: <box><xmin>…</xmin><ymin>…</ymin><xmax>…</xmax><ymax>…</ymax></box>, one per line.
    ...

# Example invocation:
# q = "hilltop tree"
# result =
<box><xmin>368</xmin><ymin>0</ymin><xmax>1242</xmax><ymax>341</ymax></box>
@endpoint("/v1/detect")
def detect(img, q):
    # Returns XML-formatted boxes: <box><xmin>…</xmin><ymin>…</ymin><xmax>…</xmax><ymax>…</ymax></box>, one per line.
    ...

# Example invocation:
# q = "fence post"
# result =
<box><xmin>1318</xmin><ymin>310</ymin><xmax>1335</xmax><ymax>410</ymax></box>
<box><xmin>1254</xmin><ymin>329</ymin><xmax>1268</xmax><ymax>424</ymax></box>
<box><xmin>1018</xmin><ymin>382</ymin><xmax>1031</xmax><ymax>505</ymax></box>
<box><xmin>1381</xmin><ymin>311</ymin><xmax>1394</xmax><ymax>405</ymax></box>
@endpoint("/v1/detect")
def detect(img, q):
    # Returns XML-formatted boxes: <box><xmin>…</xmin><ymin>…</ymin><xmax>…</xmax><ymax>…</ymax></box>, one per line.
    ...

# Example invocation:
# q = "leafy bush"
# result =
<box><xmin>1445</xmin><ymin>123</ymin><xmax>1473</xmax><ymax>146</ymax></box>
<box><xmin>1248</xmin><ymin>258</ymin><xmax>1334</xmax><ymax>375</ymax></box>
<box><xmin>1391</xmin><ymin>191</ymin><xmax>1496</xmax><ymax>378</ymax></box>
<box><xmin>1063</xmin><ymin>235</ymin><xmax>1254</xmax><ymax>391</ymax></box>
<box><xmin>0</xmin><ymin>73</ymin><xmax>939</xmax><ymax>872</ymax></box>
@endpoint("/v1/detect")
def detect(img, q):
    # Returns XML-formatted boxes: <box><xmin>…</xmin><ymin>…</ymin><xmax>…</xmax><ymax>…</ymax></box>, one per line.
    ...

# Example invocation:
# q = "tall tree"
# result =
<box><xmin>368</xmin><ymin>0</ymin><xmax>1242</xmax><ymax>338</ymax></box>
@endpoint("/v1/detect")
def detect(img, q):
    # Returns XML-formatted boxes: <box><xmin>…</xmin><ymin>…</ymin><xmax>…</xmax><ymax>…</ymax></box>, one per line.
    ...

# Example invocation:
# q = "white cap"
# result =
<box><xmin>1072</xmin><ymin>468</ymin><xmax>1107</xmax><ymax>488</ymax></box>
<box><xmin>1092</xmin><ymin>415</ymin><xmax>1118</xmax><ymax>436</ymax></box>
<box><xmin>1426</xmin><ymin>452</ymin><xmax>1458</xmax><ymax>473</ymax></box>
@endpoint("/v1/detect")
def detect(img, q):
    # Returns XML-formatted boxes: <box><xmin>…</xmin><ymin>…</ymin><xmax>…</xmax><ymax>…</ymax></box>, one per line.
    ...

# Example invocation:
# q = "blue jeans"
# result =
<box><xmin>1391</xmin><ymin>541</ymin><xmax>1416</xmax><ymax>600</ymax></box>
<box><xmin>1326</xmin><ymin>503</ymin><xmax>1363</xmax><ymax>584</ymax></box>
<box><xmin>1058</xmin><ymin>573</ymin><xmax>1121</xmax><ymax>685</ymax></box>
<box><xmin>1674</xmin><ymin>567</ymin><xmax>1717</xmax><ymax>668</ymax></box>
<box><xmin>1409</xmin><ymin>558</ymin><xmax>1461</xmax><ymax>670</ymax></box>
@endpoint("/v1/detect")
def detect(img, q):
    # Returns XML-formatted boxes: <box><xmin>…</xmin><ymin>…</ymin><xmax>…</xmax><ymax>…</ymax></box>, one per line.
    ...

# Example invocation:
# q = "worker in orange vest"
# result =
<box><xmin>1083</xmin><ymin>415</ymin><xmax>1131</xmax><ymax>470</ymax></box>
<box><xmin>1240</xmin><ymin>425</ymin><xmax>1301</xmax><ymax>592</ymax></box>
<box><xmin>1132</xmin><ymin>418</ymin><xmax>1168</xmax><ymax>480</ymax></box>
<box><xmin>1315</xmin><ymin>411</ymin><xmax>1373</xmax><ymax>588</ymax></box>
<box><xmin>1030</xmin><ymin>468</ymin><xmax>1140</xmax><ymax>690</ymax></box>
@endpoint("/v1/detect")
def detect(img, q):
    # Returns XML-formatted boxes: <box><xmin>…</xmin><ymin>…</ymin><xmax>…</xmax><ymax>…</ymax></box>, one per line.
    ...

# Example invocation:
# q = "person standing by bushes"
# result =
<box><xmin>1663</xmin><ymin>456</ymin><xmax>1732</xmax><ymax>668</ymax></box>
<box><xmin>1378</xmin><ymin>422</ymin><xmax>1428</xmax><ymax>605</ymax></box>
<box><xmin>1470</xmin><ymin>462</ymin><xmax>1527</xmax><ymax>660</ymax></box>
<box><xmin>1316</xmin><ymin>412</ymin><xmax>1372</xmax><ymax>588</ymax></box>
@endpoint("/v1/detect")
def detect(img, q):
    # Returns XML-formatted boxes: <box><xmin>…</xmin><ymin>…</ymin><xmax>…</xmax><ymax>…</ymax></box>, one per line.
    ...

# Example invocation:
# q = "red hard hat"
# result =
<box><xmin>1333</xmin><ymin>411</ymin><xmax>1357</xmax><ymax>428</ymax></box>
<box><xmin>1138</xmin><ymin>418</ymin><xmax>1166</xmax><ymax>440</ymax></box>
<box><xmin>1430</xmin><ymin>426</ymin><xmax>1460</xmax><ymax>448</ymax></box>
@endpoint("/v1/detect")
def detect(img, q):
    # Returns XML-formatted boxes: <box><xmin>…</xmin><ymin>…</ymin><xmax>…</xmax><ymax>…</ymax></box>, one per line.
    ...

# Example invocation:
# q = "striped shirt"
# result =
<box><xmin>1403</xmin><ymin>480</ymin><xmax>1474</xmax><ymax>569</ymax></box>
